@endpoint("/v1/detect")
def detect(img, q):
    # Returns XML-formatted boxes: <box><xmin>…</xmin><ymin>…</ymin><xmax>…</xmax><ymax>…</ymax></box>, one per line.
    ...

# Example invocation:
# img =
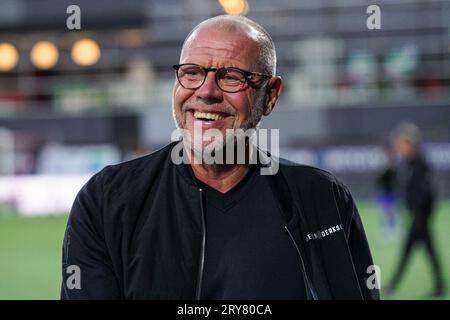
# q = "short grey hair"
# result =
<box><xmin>180</xmin><ymin>14</ymin><xmax>277</xmax><ymax>76</ymax></box>
<box><xmin>391</xmin><ymin>122</ymin><xmax>422</xmax><ymax>146</ymax></box>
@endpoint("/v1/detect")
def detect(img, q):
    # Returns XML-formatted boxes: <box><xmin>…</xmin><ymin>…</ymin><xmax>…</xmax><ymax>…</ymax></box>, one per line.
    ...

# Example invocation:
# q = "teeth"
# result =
<box><xmin>193</xmin><ymin>111</ymin><xmax>224</xmax><ymax>121</ymax></box>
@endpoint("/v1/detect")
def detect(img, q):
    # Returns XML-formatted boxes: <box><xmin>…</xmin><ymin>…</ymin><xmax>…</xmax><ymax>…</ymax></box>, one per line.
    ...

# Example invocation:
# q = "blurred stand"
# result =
<box><xmin>0</xmin><ymin>127</ymin><xmax>14</xmax><ymax>175</ymax></box>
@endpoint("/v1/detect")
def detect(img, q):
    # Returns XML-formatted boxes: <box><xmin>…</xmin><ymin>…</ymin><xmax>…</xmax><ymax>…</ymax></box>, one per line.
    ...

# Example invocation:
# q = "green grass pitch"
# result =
<box><xmin>0</xmin><ymin>200</ymin><xmax>449</xmax><ymax>300</ymax></box>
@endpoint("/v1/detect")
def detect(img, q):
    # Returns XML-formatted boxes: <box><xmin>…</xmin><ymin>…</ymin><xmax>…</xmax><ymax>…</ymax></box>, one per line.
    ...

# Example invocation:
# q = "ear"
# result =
<box><xmin>263</xmin><ymin>76</ymin><xmax>283</xmax><ymax>116</ymax></box>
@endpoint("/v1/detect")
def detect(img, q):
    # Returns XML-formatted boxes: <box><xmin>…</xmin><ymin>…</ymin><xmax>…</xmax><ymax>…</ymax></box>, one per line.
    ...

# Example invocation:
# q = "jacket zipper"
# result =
<box><xmin>195</xmin><ymin>188</ymin><xmax>206</xmax><ymax>300</ymax></box>
<box><xmin>285</xmin><ymin>225</ymin><xmax>318</xmax><ymax>300</ymax></box>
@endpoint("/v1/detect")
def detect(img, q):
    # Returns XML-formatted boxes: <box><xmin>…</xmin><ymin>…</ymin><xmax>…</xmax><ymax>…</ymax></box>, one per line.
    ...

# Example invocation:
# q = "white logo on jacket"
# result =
<box><xmin>305</xmin><ymin>224</ymin><xmax>344</xmax><ymax>242</ymax></box>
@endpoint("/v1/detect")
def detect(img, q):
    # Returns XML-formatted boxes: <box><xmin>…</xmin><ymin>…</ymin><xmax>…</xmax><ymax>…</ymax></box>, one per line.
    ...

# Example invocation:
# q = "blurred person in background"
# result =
<box><xmin>61</xmin><ymin>15</ymin><xmax>379</xmax><ymax>300</ymax></box>
<box><xmin>387</xmin><ymin>122</ymin><xmax>446</xmax><ymax>298</ymax></box>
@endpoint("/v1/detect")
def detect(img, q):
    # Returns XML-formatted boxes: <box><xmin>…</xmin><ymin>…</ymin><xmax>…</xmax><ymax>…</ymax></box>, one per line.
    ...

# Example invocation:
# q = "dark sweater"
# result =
<box><xmin>197</xmin><ymin>166</ymin><xmax>307</xmax><ymax>299</ymax></box>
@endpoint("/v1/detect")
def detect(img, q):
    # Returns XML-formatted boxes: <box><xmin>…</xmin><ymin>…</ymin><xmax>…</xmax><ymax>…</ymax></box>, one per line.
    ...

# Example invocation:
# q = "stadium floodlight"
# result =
<box><xmin>218</xmin><ymin>0</ymin><xmax>248</xmax><ymax>16</ymax></box>
<box><xmin>0</xmin><ymin>42</ymin><xmax>19</xmax><ymax>72</ymax></box>
<box><xmin>30</xmin><ymin>41</ymin><xmax>59</xmax><ymax>70</ymax></box>
<box><xmin>71</xmin><ymin>38</ymin><xmax>101</xmax><ymax>67</ymax></box>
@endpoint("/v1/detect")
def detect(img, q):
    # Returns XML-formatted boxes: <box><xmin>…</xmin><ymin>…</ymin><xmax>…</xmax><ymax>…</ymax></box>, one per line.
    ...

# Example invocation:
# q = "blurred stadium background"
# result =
<box><xmin>0</xmin><ymin>0</ymin><xmax>449</xmax><ymax>299</ymax></box>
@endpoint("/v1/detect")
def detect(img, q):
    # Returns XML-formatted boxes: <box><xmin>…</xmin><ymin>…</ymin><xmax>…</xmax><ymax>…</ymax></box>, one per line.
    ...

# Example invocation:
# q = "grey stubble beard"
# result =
<box><xmin>171</xmin><ymin>88</ymin><xmax>266</xmax><ymax>164</ymax></box>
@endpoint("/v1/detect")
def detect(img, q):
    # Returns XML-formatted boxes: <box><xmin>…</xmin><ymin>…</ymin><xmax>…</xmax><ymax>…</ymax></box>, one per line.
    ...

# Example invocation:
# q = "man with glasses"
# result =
<box><xmin>61</xmin><ymin>15</ymin><xmax>379</xmax><ymax>300</ymax></box>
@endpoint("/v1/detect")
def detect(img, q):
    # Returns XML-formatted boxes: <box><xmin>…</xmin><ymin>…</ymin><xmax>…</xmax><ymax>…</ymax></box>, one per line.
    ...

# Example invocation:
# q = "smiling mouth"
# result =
<box><xmin>193</xmin><ymin>111</ymin><xmax>227</xmax><ymax>122</ymax></box>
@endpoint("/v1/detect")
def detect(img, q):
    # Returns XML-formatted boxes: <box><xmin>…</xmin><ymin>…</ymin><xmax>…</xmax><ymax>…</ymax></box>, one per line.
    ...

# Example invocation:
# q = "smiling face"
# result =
<box><xmin>172</xmin><ymin>25</ymin><xmax>277</xmax><ymax>153</ymax></box>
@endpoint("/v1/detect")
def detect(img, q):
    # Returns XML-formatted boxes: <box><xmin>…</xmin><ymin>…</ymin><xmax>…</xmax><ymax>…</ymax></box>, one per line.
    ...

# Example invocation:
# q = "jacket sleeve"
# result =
<box><xmin>338</xmin><ymin>183</ymin><xmax>380</xmax><ymax>300</ymax></box>
<box><xmin>61</xmin><ymin>170</ymin><xmax>121</xmax><ymax>299</ymax></box>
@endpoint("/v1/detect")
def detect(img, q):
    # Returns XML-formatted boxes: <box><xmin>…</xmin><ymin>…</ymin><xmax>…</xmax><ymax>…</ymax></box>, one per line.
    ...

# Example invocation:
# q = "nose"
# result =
<box><xmin>195</xmin><ymin>70</ymin><xmax>223</xmax><ymax>103</ymax></box>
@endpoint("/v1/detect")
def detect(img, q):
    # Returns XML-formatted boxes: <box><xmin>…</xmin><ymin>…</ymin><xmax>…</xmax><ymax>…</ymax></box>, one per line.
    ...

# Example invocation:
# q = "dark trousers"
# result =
<box><xmin>390</xmin><ymin>213</ymin><xmax>444</xmax><ymax>291</ymax></box>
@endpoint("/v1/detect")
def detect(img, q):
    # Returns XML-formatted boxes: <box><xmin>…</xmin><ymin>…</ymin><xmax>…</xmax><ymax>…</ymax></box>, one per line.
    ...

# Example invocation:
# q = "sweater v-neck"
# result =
<box><xmin>195</xmin><ymin>165</ymin><xmax>258</xmax><ymax>213</ymax></box>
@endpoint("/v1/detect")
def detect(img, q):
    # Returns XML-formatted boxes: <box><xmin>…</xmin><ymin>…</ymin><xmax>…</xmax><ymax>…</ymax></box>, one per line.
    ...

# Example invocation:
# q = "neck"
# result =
<box><xmin>182</xmin><ymin>139</ymin><xmax>255</xmax><ymax>193</ymax></box>
<box><xmin>191</xmin><ymin>162</ymin><xmax>249</xmax><ymax>193</ymax></box>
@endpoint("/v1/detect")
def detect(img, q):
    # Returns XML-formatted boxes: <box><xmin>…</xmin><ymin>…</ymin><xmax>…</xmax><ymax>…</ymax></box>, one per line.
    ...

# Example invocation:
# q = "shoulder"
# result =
<box><xmin>278</xmin><ymin>157</ymin><xmax>355</xmax><ymax>224</ymax></box>
<box><xmin>415</xmin><ymin>155</ymin><xmax>431</xmax><ymax>171</ymax></box>
<box><xmin>102</xmin><ymin>142</ymin><xmax>176</xmax><ymax>181</ymax></box>
<box><xmin>84</xmin><ymin>142</ymin><xmax>177</xmax><ymax>193</ymax></box>
<box><xmin>278</xmin><ymin>157</ymin><xmax>344</xmax><ymax>189</ymax></box>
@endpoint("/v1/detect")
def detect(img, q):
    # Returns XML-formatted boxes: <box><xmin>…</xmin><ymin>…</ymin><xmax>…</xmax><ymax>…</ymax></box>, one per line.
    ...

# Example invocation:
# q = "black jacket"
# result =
<box><xmin>61</xmin><ymin>142</ymin><xmax>380</xmax><ymax>300</ymax></box>
<box><xmin>401</xmin><ymin>154</ymin><xmax>435</xmax><ymax>216</ymax></box>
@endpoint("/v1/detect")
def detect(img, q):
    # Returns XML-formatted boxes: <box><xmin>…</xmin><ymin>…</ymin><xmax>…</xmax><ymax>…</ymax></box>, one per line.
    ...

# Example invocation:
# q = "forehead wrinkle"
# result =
<box><xmin>183</xmin><ymin>45</ymin><xmax>247</xmax><ymax>62</ymax></box>
<box><xmin>180</xmin><ymin>31</ymin><xmax>259</xmax><ymax>68</ymax></box>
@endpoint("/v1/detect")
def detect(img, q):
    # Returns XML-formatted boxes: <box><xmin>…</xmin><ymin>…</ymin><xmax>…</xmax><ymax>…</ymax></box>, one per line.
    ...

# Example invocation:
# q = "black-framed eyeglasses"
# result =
<box><xmin>173</xmin><ymin>63</ymin><xmax>272</xmax><ymax>93</ymax></box>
